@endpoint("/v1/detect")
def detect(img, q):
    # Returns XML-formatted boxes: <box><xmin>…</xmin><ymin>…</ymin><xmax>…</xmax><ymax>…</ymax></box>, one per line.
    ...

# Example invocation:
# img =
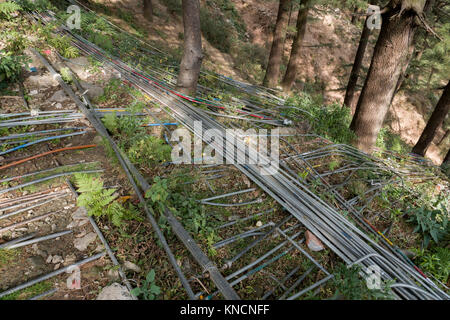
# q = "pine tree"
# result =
<box><xmin>350</xmin><ymin>0</ymin><xmax>430</xmax><ymax>153</ymax></box>
<box><xmin>281</xmin><ymin>0</ymin><xmax>312</xmax><ymax>92</ymax></box>
<box><xmin>412</xmin><ymin>81</ymin><xmax>450</xmax><ymax>156</ymax></box>
<box><xmin>263</xmin><ymin>0</ymin><xmax>292</xmax><ymax>88</ymax></box>
<box><xmin>176</xmin><ymin>0</ymin><xmax>203</xmax><ymax>96</ymax></box>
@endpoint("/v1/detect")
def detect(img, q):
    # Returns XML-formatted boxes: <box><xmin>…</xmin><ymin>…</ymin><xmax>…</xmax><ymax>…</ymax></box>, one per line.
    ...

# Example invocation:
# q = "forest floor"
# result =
<box><xmin>0</xmin><ymin>0</ymin><xmax>448</xmax><ymax>301</ymax></box>
<box><xmin>102</xmin><ymin>0</ymin><xmax>448</xmax><ymax>164</ymax></box>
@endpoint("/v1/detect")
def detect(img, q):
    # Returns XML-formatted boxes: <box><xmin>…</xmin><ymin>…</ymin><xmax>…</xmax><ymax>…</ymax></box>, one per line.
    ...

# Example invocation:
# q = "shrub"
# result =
<box><xmin>415</xmin><ymin>247</ymin><xmax>450</xmax><ymax>284</ymax></box>
<box><xmin>331</xmin><ymin>263</ymin><xmax>394</xmax><ymax>300</ymax></box>
<box><xmin>0</xmin><ymin>53</ymin><xmax>30</xmax><ymax>83</ymax></box>
<box><xmin>131</xmin><ymin>269</ymin><xmax>161</xmax><ymax>300</ymax></box>
<box><xmin>74</xmin><ymin>173</ymin><xmax>142</xmax><ymax>227</ymax></box>
<box><xmin>200</xmin><ymin>7</ymin><xmax>233</xmax><ymax>53</ymax></box>
<box><xmin>0</xmin><ymin>1</ymin><xmax>21</xmax><ymax>20</ymax></box>
<box><xmin>407</xmin><ymin>195</ymin><xmax>449</xmax><ymax>248</ymax></box>
<box><xmin>285</xmin><ymin>93</ymin><xmax>356</xmax><ymax>144</ymax></box>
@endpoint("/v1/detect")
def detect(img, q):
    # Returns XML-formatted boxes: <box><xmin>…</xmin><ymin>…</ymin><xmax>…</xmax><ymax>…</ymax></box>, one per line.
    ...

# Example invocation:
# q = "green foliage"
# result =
<box><xmin>232</xmin><ymin>42</ymin><xmax>267</xmax><ymax>82</ymax></box>
<box><xmin>145</xmin><ymin>176</ymin><xmax>219</xmax><ymax>245</ymax></box>
<box><xmin>200</xmin><ymin>6</ymin><xmax>233</xmax><ymax>53</ymax></box>
<box><xmin>0</xmin><ymin>280</ymin><xmax>52</xmax><ymax>300</ymax></box>
<box><xmin>1</xmin><ymin>31</ymin><xmax>28</xmax><ymax>54</ymax></box>
<box><xmin>74</xmin><ymin>173</ymin><xmax>142</xmax><ymax>227</ymax></box>
<box><xmin>285</xmin><ymin>93</ymin><xmax>356</xmax><ymax>144</ymax></box>
<box><xmin>127</xmin><ymin>135</ymin><xmax>172</xmax><ymax>167</ymax></box>
<box><xmin>60</xmin><ymin>67</ymin><xmax>73</xmax><ymax>84</ymax></box>
<box><xmin>102</xmin><ymin>111</ymin><xmax>171</xmax><ymax>167</ymax></box>
<box><xmin>415</xmin><ymin>247</ymin><xmax>450</xmax><ymax>284</ymax></box>
<box><xmin>15</xmin><ymin>0</ymin><xmax>53</xmax><ymax>12</ymax></box>
<box><xmin>131</xmin><ymin>269</ymin><xmax>161</xmax><ymax>300</ymax></box>
<box><xmin>331</xmin><ymin>263</ymin><xmax>394</xmax><ymax>300</ymax></box>
<box><xmin>0</xmin><ymin>248</ymin><xmax>19</xmax><ymax>266</ymax></box>
<box><xmin>0</xmin><ymin>1</ymin><xmax>22</xmax><ymax>20</ymax></box>
<box><xmin>376</xmin><ymin>128</ymin><xmax>410</xmax><ymax>154</ymax></box>
<box><xmin>48</xmin><ymin>36</ymin><xmax>79</xmax><ymax>59</ymax></box>
<box><xmin>407</xmin><ymin>195</ymin><xmax>449</xmax><ymax>247</ymax></box>
<box><xmin>0</xmin><ymin>52</ymin><xmax>30</xmax><ymax>83</ymax></box>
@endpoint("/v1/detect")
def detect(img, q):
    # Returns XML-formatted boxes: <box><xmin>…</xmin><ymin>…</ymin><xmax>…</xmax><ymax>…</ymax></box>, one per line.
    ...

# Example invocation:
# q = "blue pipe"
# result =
<box><xmin>0</xmin><ymin>131</ymin><xmax>87</xmax><ymax>156</ymax></box>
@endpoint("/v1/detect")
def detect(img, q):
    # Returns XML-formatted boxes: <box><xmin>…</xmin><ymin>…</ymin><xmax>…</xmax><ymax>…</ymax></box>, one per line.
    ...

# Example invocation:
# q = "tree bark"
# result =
<box><xmin>143</xmin><ymin>0</ymin><xmax>153</xmax><ymax>22</ymax></box>
<box><xmin>351</xmin><ymin>6</ymin><xmax>359</xmax><ymax>24</ymax></box>
<box><xmin>442</xmin><ymin>148</ymin><xmax>450</xmax><ymax>167</ymax></box>
<box><xmin>438</xmin><ymin>128</ymin><xmax>449</xmax><ymax>146</ymax></box>
<box><xmin>349</xmin><ymin>0</ymin><xmax>428</xmax><ymax>153</ymax></box>
<box><xmin>343</xmin><ymin>16</ymin><xmax>371</xmax><ymax>111</ymax></box>
<box><xmin>176</xmin><ymin>0</ymin><xmax>203</xmax><ymax>96</ymax></box>
<box><xmin>263</xmin><ymin>0</ymin><xmax>292</xmax><ymax>88</ymax></box>
<box><xmin>412</xmin><ymin>81</ymin><xmax>450</xmax><ymax>156</ymax></box>
<box><xmin>281</xmin><ymin>0</ymin><xmax>311</xmax><ymax>92</ymax></box>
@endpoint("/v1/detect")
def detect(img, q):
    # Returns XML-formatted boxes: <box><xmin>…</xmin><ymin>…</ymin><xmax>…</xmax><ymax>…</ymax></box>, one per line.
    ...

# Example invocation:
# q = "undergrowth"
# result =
<box><xmin>74</xmin><ymin>173</ymin><xmax>143</xmax><ymax>227</ymax></box>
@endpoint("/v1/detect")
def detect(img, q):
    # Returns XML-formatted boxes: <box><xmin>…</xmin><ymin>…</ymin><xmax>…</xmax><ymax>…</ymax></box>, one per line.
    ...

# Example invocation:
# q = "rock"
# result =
<box><xmin>93</xmin><ymin>135</ymin><xmax>103</xmax><ymax>145</ymax></box>
<box><xmin>305</xmin><ymin>231</ymin><xmax>325</xmax><ymax>252</ymax></box>
<box><xmin>67</xmin><ymin>57</ymin><xmax>90</xmax><ymax>80</ymax></box>
<box><xmin>28</xmin><ymin>256</ymin><xmax>46</xmax><ymax>269</ymax></box>
<box><xmin>64</xmin><ymin>253</ymin><xmax>76</xmax><ymax>266</ymax></box>
<box><xmin>51</xmin><ymin>255</ymin><xmax>63</xmax><ymax>264</ymax></box>
<box><xmin>72</xmin><ymin>207</ymin><xmax>88</xmax><ymax>220</ymax></box>
<box><xmin>49</xmin><ymin>90</ymin><xmax>68</xmax><ymax>103</ymax></box>
<box><xmin>97</xmin><ymin>283</ymin><xmax>133</xmax><ymax>300</ymax></box>
<box><xmin>55</xmin><ymin>102</ymin><xmax>63</xmax><ymax>109</ymax></box>
<box><xmin>124</xmin><ymin>261</ymin><xmax>141</xmax><ymax>273</ymax></box>
<box><xmin>73</xmin><ymin>232</ymin><xmax>97</xmax><ymax>251</ymax></box>
<box><xmin>256</xmin><ymin>221</ymin><xmax>263</xmax><ymax>227</ymax></box>
<box><xmin>107</xmin><ymin>269</ymin><xmax>120</xmax><ymax>281</ymax></box>
<box><xmin>79</xmin><ymin>80</ymin><xmax>104</xmax><ymax>100</ymax></box>
<box><xmin>26</xmin><ymin>73</ymin><xmax>58</xmax><ymax>88</ymax></box>
<box><xmin>46</xmin><ymin>255</ymin><xmax>53</xmax><ymax>264</ymax></box>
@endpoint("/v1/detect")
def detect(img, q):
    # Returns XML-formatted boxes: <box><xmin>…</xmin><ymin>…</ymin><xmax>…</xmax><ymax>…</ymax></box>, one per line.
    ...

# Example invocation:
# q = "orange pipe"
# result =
<box><xmin>0</xmin><ymin>145</ymin><xmax>97</xmax><ymax>171</ymax></box>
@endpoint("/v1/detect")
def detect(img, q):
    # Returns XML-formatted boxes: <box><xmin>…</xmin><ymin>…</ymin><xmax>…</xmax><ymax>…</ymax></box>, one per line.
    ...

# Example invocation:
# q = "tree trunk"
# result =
<box><xmin>349</xmin><ymin>0</ymin><xmax>428</xmax><ymax>153</ymax></box>
<box><xmin>176</xmin><ymin>0</ymin><xmax>203</xmax><ymax>96</ymax></box>
<box><xmin>351</xmin><ymin>6</ymin><xmax>359</xmax><ymax>24</ymax></box>
<box><xmin>263</xmin><ymin>0</ymin><xmax>292</xmax><ymax>88</ymax></box>
<box><xmin>412</xmin><ymin>81</ymin><xmax>450</xmax><ymax>156</ymax></box>
<box><xmin>343</xmin><ymin>16</ymin><xmax>371</xmax><ymax>111</ymax></box>
<box><xmin>438</xmin><ymin>129</ymin><xmax>449</xmax><ymax>146</ymax></box>
<box><xmin>442</xmin><ymin>148</ymin><xmax>450</xmax><ymax>167</ymax></box>
<box><xmin>281</xmin><ymin>0</ymin><xmax>311</xmax><ymax>92</ymax></box>
<box><xmin>143</xmin><ymin>0</ymin><xmax>153</xmax><ymax>22</ymax></box>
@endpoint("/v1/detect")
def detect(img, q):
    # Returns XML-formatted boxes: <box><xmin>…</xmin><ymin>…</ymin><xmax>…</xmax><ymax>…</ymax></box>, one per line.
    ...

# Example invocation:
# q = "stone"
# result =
<box><xmin>96</xmin><ymin>283</ymin><xmax>133</xmax><ymax>300</ymax></box>
<box><xmin>26</xmin><ymin>73</ymin><xmax>58</xmax><ymax>88</ymax></box>
<box><xmin>64</xmin><ymin>253</ymin><xmax>76</xmax><ymax>266</ymax></box>
<box><xmin>305</xmin><ymin>230</ymin><xmax>325</xmax><ymax>252</ymax></box>
<box><xmin>107</xmin><ymin>269</ymin><xmax>120</xmax><ymax>281</ymax></box>
<box><xmin>73</xmin><ymin>232</ymin><xmax>97</xmax><ymax>251</ymax></box>
<box><xmin>67</xmin><ymin>57</ymin><xmax>90</xmax><ymax>80</ymax></box>
<box><xmin>49</xmin><ymin>90</ymin><xmax>68</xmax><ymax>103</ymax></box>
<box><xmin>72</xmin><ymin>207</ymin><xmax>88</xmax><ymax>220</ymax></box>
<box><xmin>28</xmin><ymin>256</ymin><xmax>46</xmax><ymax>269</ymax></box>
<box><xmin>256</xmin><ymin>221</ymin><xmax>263</xmax><ymax>227</ymax></box>
<box><xmin>79</xmin><ymin>80</ymin><xmax>104</xmax><ymax>100</ymax></box>
<box><xmin>124</xmin><ymin>261</ymin><xmax>141</xmax><ymax>273</ymax></box>
<box><xmin>51</xmin><ymin>255</ymin><xmax>63</xmax><ymax>264</ymax></box>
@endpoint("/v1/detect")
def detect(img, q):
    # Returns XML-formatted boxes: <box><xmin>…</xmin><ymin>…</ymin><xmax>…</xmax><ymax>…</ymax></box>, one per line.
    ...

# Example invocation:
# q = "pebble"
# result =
<box><xmin>52</xmin><ymin>255</ymin><xmax>63</xmax><ymax>264</ymax></box>
<box><xmin>73</xmin><ymin>232</ymin><xmax>97</xmax><ymax>251</ymax></box>
<box><xmin>97</xmin><ymin>283</ymin><xmax>133</xmax><ymax>300</ymax></box>
<box><xmin>124</xmin><ymin>261</ymin><xmax>142</xmax><ymax>273</ymax></box>
<box><xmin>305</xmin><ymin>230</ymin><xmax>325</xmax><ymax>252</ymax></box>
